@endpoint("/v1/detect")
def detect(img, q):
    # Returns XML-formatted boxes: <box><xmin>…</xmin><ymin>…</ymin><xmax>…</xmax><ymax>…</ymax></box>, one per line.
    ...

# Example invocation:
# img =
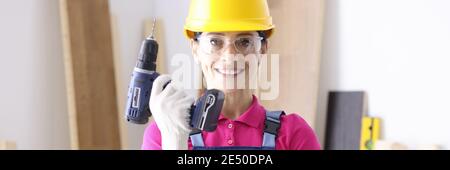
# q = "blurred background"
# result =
<box><xmin>0</xmin><ymin>0</ymin><xmax>449</xmax><ymax>150</ymax></box>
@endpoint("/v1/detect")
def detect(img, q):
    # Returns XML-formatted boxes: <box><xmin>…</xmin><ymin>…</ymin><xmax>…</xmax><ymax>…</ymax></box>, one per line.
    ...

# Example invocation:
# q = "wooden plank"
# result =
<box><xmin>261</xmin><ymin>0</ymin><xmax>325</xmax><ymax>126</ymax></box>
<box><xmin>59</xmin><ymin>0</ymin><xmax>121</xmax><ymax>149</ymax></box>
<box><xmin>110</xmin><ymin>14</ymin><xmax>128</xmax><ymax>150</ymax></box>
<box><xmin>0</xmin><ymin>141</ymin><xmax>16</xmax><ymax>150</ymax></box>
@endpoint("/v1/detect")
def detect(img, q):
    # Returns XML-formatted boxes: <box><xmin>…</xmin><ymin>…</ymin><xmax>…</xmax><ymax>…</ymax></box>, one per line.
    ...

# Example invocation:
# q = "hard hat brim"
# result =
<box><xmin>184</xmin><ymin>19</ymin><xmax>274</xmax><ymax>39</ymax></box>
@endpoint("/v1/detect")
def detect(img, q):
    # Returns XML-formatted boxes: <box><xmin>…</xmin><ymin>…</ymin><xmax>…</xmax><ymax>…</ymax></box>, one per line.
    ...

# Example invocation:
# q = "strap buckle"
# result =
<box><xmin>189</xmin><ymin>128</ymin><xmax>202</xmax><ymax>136</ymax></box>
<box><xmin>264</xmin><ymin>116</ymin><xmax>281</xmax><ymax>135</ymax></box>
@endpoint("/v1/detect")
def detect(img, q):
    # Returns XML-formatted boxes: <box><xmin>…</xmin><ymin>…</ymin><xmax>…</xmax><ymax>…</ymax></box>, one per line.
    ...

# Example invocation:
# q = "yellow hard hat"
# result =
<box><xmin>184</xmin><ymin>0</ymin><xmax>274</xmax><ymax>39</ymax></box>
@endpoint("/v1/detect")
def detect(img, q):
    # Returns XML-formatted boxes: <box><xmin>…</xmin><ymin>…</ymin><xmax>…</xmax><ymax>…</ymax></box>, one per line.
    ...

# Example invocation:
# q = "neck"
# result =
<box><xmin>221</xmin><ymin>90</ymin><xmax>254</xmax><ymax>120</ymax></box>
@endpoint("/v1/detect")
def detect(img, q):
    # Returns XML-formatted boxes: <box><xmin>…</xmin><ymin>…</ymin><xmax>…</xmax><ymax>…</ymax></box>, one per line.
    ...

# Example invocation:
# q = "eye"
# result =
<box><xmin>209</xmin><ymin>38</ymin><xmax>223</xmax><ymax>47</ymax></box>
<box><xmin>236</xmin><ymin>38</ymin><xmax>252</xmax><ymax>48</ymax></box>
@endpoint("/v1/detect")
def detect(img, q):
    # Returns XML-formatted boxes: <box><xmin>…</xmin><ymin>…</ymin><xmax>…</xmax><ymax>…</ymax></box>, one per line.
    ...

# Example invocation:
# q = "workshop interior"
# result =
<box><xmin>0</xmin><ymin>0</ymin><xmax>449</xmax><ymax>150</ymax></box>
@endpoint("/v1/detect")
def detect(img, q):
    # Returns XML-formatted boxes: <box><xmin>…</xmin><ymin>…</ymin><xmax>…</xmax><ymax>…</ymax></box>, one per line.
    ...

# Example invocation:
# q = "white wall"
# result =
<box><xmin>317</xmin><ymin>0</ymin><xmax>450</xmax><ymax>149</ymax></box>
<box><xmin>109</xmin><ymin>0</ymin><xmax>192</xmax><ymax>149</ymax></box>
<box><xmin>0</xmin><ymin>0</ymin><xmax>70</xmax><ymax>149</ymax></box>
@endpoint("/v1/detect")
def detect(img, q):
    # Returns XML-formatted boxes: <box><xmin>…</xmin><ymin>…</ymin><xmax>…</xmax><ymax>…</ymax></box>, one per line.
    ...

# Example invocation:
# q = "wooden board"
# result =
<box><xmin>0</xmin><ymin>141</ymin><xmax>16</xmax><ymax>150</ymax></box>
<box><xmin>59</xmin><ymin>0</ymin><xmax>121</xmax><ymax>149</ymax></box>
<box><xmin>110</xmin><ymin>14</ymin><xmax>128</xmax><ymax>150</ymax></box>
<box><xmin>261</xmin><ymin>0</ymin><xmax>325</xmax><ymax>127</ymax></box>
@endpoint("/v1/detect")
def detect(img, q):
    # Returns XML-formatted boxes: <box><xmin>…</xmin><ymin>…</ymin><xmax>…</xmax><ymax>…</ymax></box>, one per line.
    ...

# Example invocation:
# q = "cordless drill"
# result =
<box><xmin>124</xmin><ymin>20</ymin><xmax>223</xmax><ymax>132</ymax></box>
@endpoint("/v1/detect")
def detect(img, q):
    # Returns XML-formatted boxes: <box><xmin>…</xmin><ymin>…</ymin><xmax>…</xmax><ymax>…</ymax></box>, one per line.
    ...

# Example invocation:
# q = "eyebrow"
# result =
<box><xmin>205</xmin><ymin>33</ymin><xmax>225</xmax><ymax>36</ymax></box>
<box><xmin>237</xmin><ymin>33</ymin><xmax>255</xmax><ymax>36</ymax></box>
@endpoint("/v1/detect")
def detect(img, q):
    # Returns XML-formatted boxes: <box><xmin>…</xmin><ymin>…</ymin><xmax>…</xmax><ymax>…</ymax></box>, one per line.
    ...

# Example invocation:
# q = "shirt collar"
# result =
<box><xmin>218</xmin><ymin>95</ymin><xmax>265</xmax><ymax>128</ymax></box>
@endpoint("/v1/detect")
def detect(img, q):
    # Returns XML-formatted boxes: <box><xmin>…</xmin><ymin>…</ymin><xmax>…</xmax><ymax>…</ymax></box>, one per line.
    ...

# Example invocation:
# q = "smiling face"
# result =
<box><xmin>191</xmin><ymin>31</ymin><xmax>267</xmax><ymax>94</ymax></box>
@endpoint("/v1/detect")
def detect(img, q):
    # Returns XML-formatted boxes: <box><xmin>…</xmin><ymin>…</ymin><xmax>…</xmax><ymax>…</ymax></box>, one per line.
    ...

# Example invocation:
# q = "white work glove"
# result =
<box><xmin>149</xmin><ymin>75</ymin><xmax>194</xmax><ymax>150</ymax></box>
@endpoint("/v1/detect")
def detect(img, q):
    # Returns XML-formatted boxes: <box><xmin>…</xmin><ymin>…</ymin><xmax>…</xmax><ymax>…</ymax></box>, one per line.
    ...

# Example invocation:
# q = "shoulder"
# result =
<box><xmin>279</xmin><ymin>113</ymin><xmax>313</xmax><ymax>137</ymax></box>
<box><xmin>277</xmin><ymin>113</ymin><xmax>321</xmax><ymax>150</ymax></box>
<box><xmin>280</xmin><ymin>113</ymin><xmax>309</xmax><ymax>127</ymax></box>
<box><xmin>142</xmin><ymin>121</ymin><xmax>162</xmax><ymax>150</ymax></box>
<box><xmin>144</xmin><ymin>121</ymin><xmax>161</xmax><ymax>136</ymax></box>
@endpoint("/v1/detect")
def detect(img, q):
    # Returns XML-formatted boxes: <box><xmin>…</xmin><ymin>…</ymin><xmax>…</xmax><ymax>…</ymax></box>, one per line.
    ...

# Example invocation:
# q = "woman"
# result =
<box><xmin>142</xmin><ymin>0</ymin><xmax>320</xmax><ymax>150</ymax></box>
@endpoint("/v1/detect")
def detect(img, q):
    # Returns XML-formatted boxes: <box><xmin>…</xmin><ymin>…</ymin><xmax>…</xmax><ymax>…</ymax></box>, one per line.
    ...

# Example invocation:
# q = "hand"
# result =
<box><xmin>149</xmin><ymin>75</ymin><xmax>194</xmax><ymax>150</ymax></box>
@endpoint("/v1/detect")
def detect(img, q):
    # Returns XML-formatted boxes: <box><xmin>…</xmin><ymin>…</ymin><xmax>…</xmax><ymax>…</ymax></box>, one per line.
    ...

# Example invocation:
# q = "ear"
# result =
<box><xmin>190</xmin><ymin>39</ymin><xmax>200</xmax><ymax>64</ymax></box>
<box><xmin>257</xmin><ymin>41</ymin><xmax>268</xmax><ymax>66</ymax></box>
<box><xmin>260</xmin><ymin>41</ymin><xmax>268</xmax><ymax>54</ymax></box>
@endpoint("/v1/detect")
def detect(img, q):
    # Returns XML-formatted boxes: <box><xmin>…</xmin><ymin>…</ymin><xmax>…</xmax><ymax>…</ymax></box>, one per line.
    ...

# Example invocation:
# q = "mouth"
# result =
<box><xmin>214</xmin><ymin>68</ymin><xmax>245</xmax><ymax>77</ymax></box>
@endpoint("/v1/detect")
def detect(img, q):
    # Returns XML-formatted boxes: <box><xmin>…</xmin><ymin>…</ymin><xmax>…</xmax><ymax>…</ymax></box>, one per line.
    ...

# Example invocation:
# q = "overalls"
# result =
<box><xmin>189</xmin><ymin>110</ymin><xmax>285</xmax><ymax>150</ymax></box>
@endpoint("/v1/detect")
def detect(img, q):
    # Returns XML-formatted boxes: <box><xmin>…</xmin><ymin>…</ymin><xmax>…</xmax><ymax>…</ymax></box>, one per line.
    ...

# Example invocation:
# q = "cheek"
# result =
<box><xmin>197</xmin><ymin>54</ymin><xmax>216</xmax><ymax>76</ymax></box>
<box><xmin>245</xmin><ymin>54</ymin><xmax>261</xmax><ymax>71</ymax></box>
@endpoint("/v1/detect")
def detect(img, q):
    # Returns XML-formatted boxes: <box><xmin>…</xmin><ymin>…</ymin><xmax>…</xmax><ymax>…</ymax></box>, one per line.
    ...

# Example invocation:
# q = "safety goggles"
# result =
<box><xmin>197</xmin><ymin>35</ymin><xmax>264</xmax><ymax>55</ymax></box>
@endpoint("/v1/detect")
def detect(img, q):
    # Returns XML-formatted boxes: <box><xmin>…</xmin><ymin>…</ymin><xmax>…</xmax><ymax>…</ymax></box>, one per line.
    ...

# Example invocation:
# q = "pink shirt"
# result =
<box><xmin>142</xmin><ymin>95</ymin><xmax>321</xmax><ymax>150</ymax></box>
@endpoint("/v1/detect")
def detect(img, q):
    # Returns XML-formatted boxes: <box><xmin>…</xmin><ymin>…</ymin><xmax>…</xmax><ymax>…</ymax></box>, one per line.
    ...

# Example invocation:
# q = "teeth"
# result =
<box><xmin>215</xmin><ymin>68</ymin><xmax>244</xmax><ymax>75</ymax></box>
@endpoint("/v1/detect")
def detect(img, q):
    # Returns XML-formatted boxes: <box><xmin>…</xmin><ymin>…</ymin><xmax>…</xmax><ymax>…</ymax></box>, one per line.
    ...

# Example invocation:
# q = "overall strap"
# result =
<box><xmin>189</xmin><ymin>110</ymin><xmax>285</xmax><ymax>149</ymax></box>
<box><xmin>189</xmin><ymin>129</ymin><xmax>205</xmax><ymax>147</ymax></box>
<box><xmin>262</xmin><ymin>110</ymin><xmax>285</xmax><ymax>148</ymax></box>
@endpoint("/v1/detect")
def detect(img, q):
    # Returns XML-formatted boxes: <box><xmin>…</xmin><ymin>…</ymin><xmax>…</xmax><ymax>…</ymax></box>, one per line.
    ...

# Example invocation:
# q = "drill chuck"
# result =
<box><xmin>136</xmin><ymin>37</ymin><xmax>158</xmax><ymax>71</ymax></box>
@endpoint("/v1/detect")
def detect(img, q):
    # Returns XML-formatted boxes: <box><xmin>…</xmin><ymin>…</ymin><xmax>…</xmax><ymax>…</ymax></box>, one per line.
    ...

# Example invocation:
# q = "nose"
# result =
<box><xmin>222</xmin><ymin>42</ymin><xmax>237</xmax><ymax>54</ymax></box>
<box><xmin>220</xmin><ymin>43</ymin><xmax>238</xmax><ymax>62</ymax></box>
